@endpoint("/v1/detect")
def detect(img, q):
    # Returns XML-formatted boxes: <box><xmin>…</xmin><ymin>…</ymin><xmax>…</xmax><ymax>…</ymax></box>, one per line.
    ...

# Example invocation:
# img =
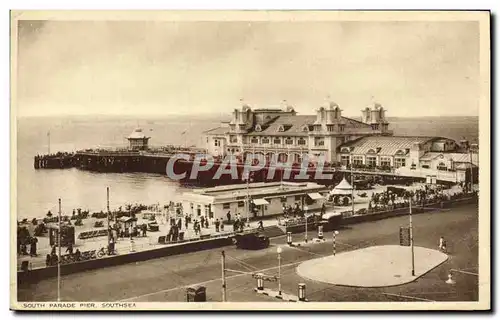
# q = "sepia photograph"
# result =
<box><xmin>10</xmin><ymin>10</ymin><xmax>490</xmax><ymax>311</ymax></box>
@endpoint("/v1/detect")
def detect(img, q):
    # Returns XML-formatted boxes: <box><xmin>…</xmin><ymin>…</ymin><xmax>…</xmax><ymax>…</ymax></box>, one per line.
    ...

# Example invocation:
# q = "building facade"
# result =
<box><xmin>204</xmin><ymin>100</ymin><xmax>392</xmax><ymax>163</ymax></box>
<box><xmin>181</xmin><ymin>182</ymin><xmax>328</xmax><ymax>221</ymax></box>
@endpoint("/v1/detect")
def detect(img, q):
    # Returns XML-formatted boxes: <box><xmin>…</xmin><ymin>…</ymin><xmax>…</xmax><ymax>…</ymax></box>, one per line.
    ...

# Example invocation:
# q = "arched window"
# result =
<box><xmin>437</xmin><ymin>162</ymin><xmax>447</xmax><ymax>171</ymax></box>
<box><xmin>255</xmin><ymin>124</ymin><xmax>262</xmax><ymax>132</ymax></box>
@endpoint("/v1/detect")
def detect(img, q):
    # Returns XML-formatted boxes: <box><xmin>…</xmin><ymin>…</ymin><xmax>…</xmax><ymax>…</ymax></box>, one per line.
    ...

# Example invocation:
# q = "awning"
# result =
<box><xmin>253</xmin><ymin>198</ymin><xmax>269</xmax><ymax>205</ymax></box>
<box><xmin>307</xmin><ymin>193</ymin><xmax>324</xmax><ymax>200</ymax></box>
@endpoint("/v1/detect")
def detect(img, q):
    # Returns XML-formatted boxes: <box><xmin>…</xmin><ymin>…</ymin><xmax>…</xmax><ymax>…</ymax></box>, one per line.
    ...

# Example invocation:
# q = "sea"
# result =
<box><xmin>16</xmin><ymin>115</ymin><xmax>479</xmax><ymax>220</ymax></box>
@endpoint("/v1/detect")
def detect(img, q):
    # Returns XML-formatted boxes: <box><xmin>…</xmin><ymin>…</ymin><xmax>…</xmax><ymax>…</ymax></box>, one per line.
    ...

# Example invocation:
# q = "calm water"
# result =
<box><xmin>16</xmin><ymin>115</ymin><xmax>479</xmax><ymax>220</ymax></box>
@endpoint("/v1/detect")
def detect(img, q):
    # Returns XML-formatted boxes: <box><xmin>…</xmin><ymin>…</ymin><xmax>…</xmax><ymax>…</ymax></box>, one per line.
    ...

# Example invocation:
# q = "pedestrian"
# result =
<box><xmin>29</xmin><ymin>237</ymin><xmax>38</xmax><ymax>257</ymax></box>
<box><xmin>215</xmin><ymin>219</ymin><xmax>220</xmax><ymax>232</ymax></box>
<box><xmin>204</xmin><ymin>218</ymin><xmax>209</xmax><ymax>229</ymax></box>
<box><xmin>220</xmin><ymin>222</ymin><xmax>224</xmax><ymax>232</ymax></box>
<box><xmin>227</xmin><ymin>211</ymin><xmax>231</xmax><ymax>222</ymax></box>
<box><xmin>200</xmin><ymin>215</ymin><xmax>205</xmax><ymax>227</ymax></box>
<box><xmin>142</xmin><ymin>224</ymin><xmax>147</xmax><ymax>237</ymax></box>
<box><xmin>185</xmin><ymin>216</ymin><xmax>189</xmax><ymax>229</ymax></box>
<box><xmin>257</xmin><ymin>220</ymin><xmax>264</xmax><ymax>231</ymax></box>
<box><xmin>51</xmin><ymin>244</ymin><xmax>56</xmax><ymax>255</ymax></box>
<box><xmin>66</xmin><ymin>243</ymin><xmax>73</xmax><ymax>255</ymax></box>
<box><xmin>177</xmin><ymin>218</ymin><xmax>182</xmax><ymax>231</ymax></box>
<box><xmin>75</xmin><ymin>249</ymin><xmax>81</xmax><ymax>261</ymax></box>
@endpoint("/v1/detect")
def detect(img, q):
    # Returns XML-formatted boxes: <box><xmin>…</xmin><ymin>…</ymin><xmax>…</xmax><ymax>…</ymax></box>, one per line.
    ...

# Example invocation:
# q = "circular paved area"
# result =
<box><xmin>296</xmin><ymin>245</ymin><xmax>448</xmax><ymax>287</ymax></box>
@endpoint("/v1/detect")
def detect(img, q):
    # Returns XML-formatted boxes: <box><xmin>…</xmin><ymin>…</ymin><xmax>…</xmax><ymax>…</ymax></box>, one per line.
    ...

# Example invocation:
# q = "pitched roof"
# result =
<box><xmin>246</xmin><ymin>115</ymin><xmax>372</xmax><ymax>136</ymax></box>
<box><xmin>247</xmin><ymin>115</ymin><xmax>316</xmax><ymax>136</ymax></box>
<box><xmin>334</xmin><ymin>177</ymin><xmax>353</xmax><ymax>190</ymax></box>
<box><xmin>204</xmin><ymin>126</ymin><xmax>229</xmax><ymax>135</ymax></box>
<box><xmin>420</xmin><ymin>152</ymin><xmax>479</xmax><ymax>166</ymax></box>
<box><xmin>338</xmin><ymin>136</ymin><xmax>437</xmax><ymax>156</ymax></box>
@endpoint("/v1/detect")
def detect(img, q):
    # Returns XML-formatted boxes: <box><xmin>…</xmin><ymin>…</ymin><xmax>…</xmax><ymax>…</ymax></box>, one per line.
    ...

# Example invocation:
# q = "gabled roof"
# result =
<box><xmin>247</xmin><ymin>115</ymin><xmax>316</xmax><ymax>136</ymax></box>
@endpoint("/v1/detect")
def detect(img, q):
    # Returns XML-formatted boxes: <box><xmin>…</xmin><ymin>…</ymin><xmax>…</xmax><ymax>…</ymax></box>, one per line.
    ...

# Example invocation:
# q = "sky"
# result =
<box><xmin>15</xmin><ymin>19</ymin><xmax>480</xmax><ymax>117</ymax></box>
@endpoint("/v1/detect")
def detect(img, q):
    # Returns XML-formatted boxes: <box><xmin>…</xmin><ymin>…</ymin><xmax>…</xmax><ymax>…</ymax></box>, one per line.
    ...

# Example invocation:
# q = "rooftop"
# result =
<box><xmin>420</xmin><ymin>152</ymin><xmax>479</xmax><ymax>166</ymax></box>
<box><xmin>183</xmin><ymin>181</ymin><xmax>328</xmax><ymax>203</ymax></box>
<box><xmin>128</xmin><ymin>127</ymin><xmax>150</xmax><ymax>140</ymax></box>
<box><xmin>338</xmin><ymin>136</ymin><xmax>450</xmax><ymax>156</ymax></box>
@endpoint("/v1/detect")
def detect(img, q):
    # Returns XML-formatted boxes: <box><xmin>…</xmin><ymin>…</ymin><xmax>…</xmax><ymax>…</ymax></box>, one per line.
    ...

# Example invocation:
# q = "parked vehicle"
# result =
<box><xmin>232</xmin><ymin>232</ymin><xmax>270</xmax><ymax>250</ymax></box>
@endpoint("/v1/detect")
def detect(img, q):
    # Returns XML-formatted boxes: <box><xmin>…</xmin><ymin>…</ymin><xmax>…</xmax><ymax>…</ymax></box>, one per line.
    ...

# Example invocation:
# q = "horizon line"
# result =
<box><xmin>17</xmin><ymin>113</ymin><xmax>480</xmax><ymax>119</ymax></box>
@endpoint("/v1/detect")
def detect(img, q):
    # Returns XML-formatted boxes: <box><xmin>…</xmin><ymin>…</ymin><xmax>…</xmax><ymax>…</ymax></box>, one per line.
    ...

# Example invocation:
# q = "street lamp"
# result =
<box><xmin>333</xmin><ymin>230</ymin><xmax>340</xmax><ymax>256</ymax></box>
<box><xmin>304</xmin><ymin>206</ymin><xmax>309</xmax><ymax>243</ymax></box>
<box><xmin>349</xmin><ymin>148</ymin><xmax>355</xmax><ymax>215</ymax></box>
<box><xmin>409</xmin><ymin>194</ymin><xmax>415</xmax><ymax>277</ymax></box>
<box><xmin>277</xmin><ymin>246</ymin><xmax>283</xmax><ymax>296</ymax></box>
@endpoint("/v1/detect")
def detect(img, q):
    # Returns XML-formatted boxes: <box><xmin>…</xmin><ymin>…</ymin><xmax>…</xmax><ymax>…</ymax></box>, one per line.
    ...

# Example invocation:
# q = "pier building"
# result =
<box><xmin>181</xmin><ymin>181</ymin><xmax>328</xmax><ymax>221</ymax></box>
<box><xmin>204</xmin><ymin>99</ymin><xmax>392</xmax><ymax>163</ymax></box>
<box><xmin>127</xmin><ymin>128</ymin><xmax>150</xmax><ymax>151</ymax></box>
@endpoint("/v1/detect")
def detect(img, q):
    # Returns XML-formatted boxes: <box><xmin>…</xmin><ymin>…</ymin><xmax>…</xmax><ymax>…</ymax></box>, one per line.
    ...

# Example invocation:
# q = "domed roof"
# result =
<box><xmin>367</xmin><ymin>102</ymin><xmax>383</xmax><ymax>110</ymax></box>
<box><xmin>326</xmin><ymin>100</ymin><xmax>339</xmax><ymax>110</ymax></box>
<box><xmin>128</xmin><ymin>127</ymin><xmax>149</xmax><ymax>139</ymax></box>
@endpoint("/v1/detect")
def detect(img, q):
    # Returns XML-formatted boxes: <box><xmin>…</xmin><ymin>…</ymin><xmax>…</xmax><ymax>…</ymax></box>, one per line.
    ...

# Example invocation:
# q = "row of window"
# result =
<box><xmin>340</xmin><ymin>155</ymin><xmax>404</xmax><ymax>168</ymax></box>
<box><xmin>222</xmin><ymin>195</ymin><xmax>312</xmax><ymax>209</ymax></box>
<box><xmin>249</xmin><ymin>137</ymin><xmax>308</xmax><ymax>146</ymax></box>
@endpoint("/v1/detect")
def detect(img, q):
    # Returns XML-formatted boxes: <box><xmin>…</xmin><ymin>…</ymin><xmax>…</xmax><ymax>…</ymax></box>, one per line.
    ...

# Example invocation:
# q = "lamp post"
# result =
<box><xmin>57</xmin><ymin>198</ymin><xmax>61</xmax><ymax>302</ymax></box>
<box><xmin>304</xmin><ymin>206</ymin><xmax>309</xmax><ymax>243</ymax></box>
<box><xmin>333</xmin><ymin>230</ymin><xmax>339</xmax><ymax>256</ymax></box>
<box><xmin>350</xmin><ymin>149</ymin><xmax>355</xmax><ymax>215</ymax></box>
<box><xmin>277</xmin><ymin>246</ymin><xmax>282</xmax><ymax>296</ymax></box>
<box><xmin>409</xmin><ymin>195</ymin><xmax>415</xmax><ymax>277</ymax></box>
<box><xmin>246</xmin><ymin>171</ymin><xmax>251</xmax><ymax>228</ymax></box>
<box><xmin>469</xmin><ymin>145</ymin><xmax>474</xmax><ymax>193</ymax></box>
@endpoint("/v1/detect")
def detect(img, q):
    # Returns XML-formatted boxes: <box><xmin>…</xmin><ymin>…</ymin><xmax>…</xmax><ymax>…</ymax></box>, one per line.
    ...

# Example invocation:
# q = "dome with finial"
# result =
<box><xmin>324</xmin><ymin>95</ymin><xmax>339</xmax><ymax>110</ymax></box>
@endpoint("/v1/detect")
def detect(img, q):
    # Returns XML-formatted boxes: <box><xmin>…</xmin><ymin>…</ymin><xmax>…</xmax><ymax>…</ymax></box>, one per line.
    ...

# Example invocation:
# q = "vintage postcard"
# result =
<box><xmin>10</xmin><ymin>10</ymin><xmax>490</xmax><ymax>311</ymax></box>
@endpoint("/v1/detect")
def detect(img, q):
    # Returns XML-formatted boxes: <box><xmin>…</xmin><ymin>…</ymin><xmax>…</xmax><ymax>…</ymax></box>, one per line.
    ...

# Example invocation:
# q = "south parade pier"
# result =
<box><xmin>33</xmin><ymin>147</ymin><xmax>477</xmax><ymax>187</ymax></box>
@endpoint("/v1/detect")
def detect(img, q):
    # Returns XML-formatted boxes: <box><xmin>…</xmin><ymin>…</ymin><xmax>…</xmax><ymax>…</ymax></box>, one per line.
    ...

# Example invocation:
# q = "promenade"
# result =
<box><xmin>17</xmin><ymin>203</ymin><xmax>479</xmax><ymax>303</ymax></box>
<box><xmin>16</xmin><ymin>215</ymin><xmax>279</xmax><ymax>271</ymax></box>
<box><xmin>17</xmin><ymin>182</ymin><xmax>472</xmax><ymax>271</ymax></box>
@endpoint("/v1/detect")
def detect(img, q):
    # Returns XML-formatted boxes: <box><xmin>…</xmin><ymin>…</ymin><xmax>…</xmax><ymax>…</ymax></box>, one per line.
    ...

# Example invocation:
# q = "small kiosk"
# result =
<box><xmin>118</xmin><ymin>216</ymin><xmax>138</xmax><ymax>237</ymax></box>
<box><xmin>48</xmin><ymin>225</ymin><xmax>75</xmax><ymax>247</ymax></box>
<box><xmin>330</xmin><ymin>178</ymin><xmax>354</xmax><ymax>206</ymax></box>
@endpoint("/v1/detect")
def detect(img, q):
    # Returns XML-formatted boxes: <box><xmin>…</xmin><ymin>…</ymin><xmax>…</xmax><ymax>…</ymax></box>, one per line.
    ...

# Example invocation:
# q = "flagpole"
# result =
<box><xmin>57</xmin><ymin>198</ymin><xmax>61</xmax><ymax>302</ymax></box>
<box><xmin>48</xmin><ymin>130</ymin><xmax>51</xmax><ymax>154</ymax></box>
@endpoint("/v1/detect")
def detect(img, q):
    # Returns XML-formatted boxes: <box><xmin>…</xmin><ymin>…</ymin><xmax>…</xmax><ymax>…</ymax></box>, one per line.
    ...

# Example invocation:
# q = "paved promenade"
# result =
<box><xmin>296</xmin><ymin>245</ymin><xmax>448</xmax><ymax>287</ymax></box>
<box><xmin>17</xmin><ymin>182</ymin><xmax>470</xmax><ymax>271</ymax></box>
<box><xmin>17</xmin><ymin>215</ymin><xmax>280</xmax><ymax>270</ymax></box>
<box><xmin>17</xmin><ymin>203</ymin><xmax>479</xmax><ymax>303</ymax></box>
